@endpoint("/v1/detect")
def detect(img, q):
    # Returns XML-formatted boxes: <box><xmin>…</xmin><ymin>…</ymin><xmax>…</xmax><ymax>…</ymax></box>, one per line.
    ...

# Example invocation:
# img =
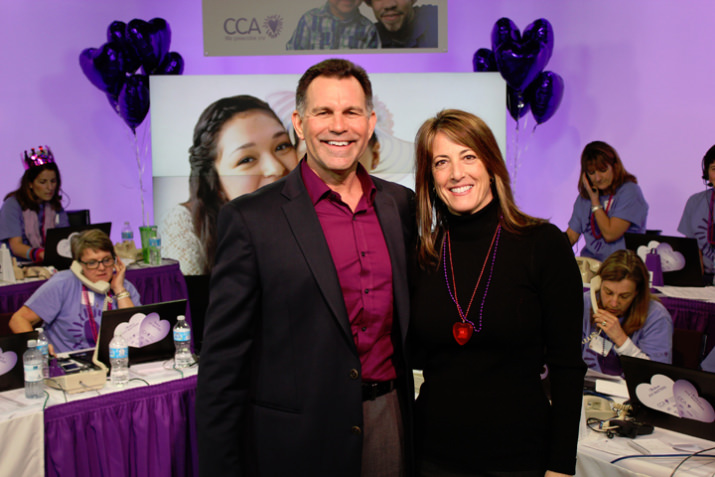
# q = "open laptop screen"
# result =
<box><xmin>621</xmin><ymin>355</ymin><xmax>715</xmax><ymax>441</ymax></box>
<box><xmin>93</xmin><ymin>299</ymin><xmax>188</xmax><ymax>368</ymax></box>
<box><xmin>43</xmin><ymin>222</ymin><xmax>112</xmax><ymax>270</ymax></box>
<box><xmin>624</xmin><ymin>233</ymin><xmax>704</xmax><ymax>287</ymax></box>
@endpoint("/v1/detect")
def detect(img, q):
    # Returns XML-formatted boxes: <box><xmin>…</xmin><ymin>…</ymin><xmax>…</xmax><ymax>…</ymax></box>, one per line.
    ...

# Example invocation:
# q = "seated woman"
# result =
<box><xmin>582</xmin><ymin>249</ymin><xmax>673</xmax><ymax>376</ymax></box>
<box><xmin>678</xmin><ymin>144</ymin><xmax>715</xmax><ymax>285</ymax></box>
<box><xmin>160</xmin><ymin>95</ymin><xmax>298</xmax><ymax>275</ymax></box>
<box><xmin>0</xmin><ymin>146</ymin><xmax>69</xmax><ymax>263</ymax></box>
<box><xmin>566</xmin><ymin>141</ymin><xmax>648</xmax><ymax>262</ymax></box>
<box><xmin>9</xmin><ymin>229</ymin><xmax>141</xmax><ymax>353</ymax></box>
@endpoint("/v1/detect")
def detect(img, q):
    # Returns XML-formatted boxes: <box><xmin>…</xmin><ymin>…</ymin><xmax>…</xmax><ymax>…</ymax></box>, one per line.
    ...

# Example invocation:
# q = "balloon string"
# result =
<box><xmin>133</xmin><ymin>129</ymin><xmax>146</xmax><ymax>226</ymax></box>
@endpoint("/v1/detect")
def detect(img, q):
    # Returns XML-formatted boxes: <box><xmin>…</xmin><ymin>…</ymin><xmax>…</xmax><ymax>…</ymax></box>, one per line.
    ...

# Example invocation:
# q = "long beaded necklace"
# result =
<box><xmin>590</xmin><ymin>194</ymin><xmax>613</xmax><ymax>240</ymax></box>
<box><xmin>442</xmin><ymin>223</ymin><xmax>502</xmax><ymax>345</ymax></box>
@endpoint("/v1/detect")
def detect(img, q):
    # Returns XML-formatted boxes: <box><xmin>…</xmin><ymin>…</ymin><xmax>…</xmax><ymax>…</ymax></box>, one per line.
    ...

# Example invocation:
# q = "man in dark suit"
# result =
<box><xmin>196</xmin><ymin>58</ymin><xmax>415</xmax><ymax>477</ymax></box>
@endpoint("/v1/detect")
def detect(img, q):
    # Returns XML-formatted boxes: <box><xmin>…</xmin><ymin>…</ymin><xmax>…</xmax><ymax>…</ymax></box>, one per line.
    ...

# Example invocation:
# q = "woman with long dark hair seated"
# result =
<box><xmin>0</xmin><ymin>146</ymin><xmax>69</xmax><ymax>263</ymax></box>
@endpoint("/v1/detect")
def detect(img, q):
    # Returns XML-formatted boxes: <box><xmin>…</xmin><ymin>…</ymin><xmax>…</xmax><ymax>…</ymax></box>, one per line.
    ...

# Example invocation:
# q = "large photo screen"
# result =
<box><xmin>150</xmin><ymin>72</ymin><xmax>506</xmax><ymax>274</ymax></box>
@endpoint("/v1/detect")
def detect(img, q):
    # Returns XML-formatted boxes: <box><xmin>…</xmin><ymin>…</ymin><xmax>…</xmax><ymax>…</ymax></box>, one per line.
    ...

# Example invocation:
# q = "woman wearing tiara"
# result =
<box><xmin>678</xmin><ymin>144</ymin><xmax>715</xmax><ymax>285</ymax></box>
<box><xmin>0</xmin><ymin>146</ymin><xmax>69</xmax><ymax>263</ymax></box>
<box><xmin>410</xmin><ymin>110</ymin><xmax>585</xmax><ymax>476</ymax></box>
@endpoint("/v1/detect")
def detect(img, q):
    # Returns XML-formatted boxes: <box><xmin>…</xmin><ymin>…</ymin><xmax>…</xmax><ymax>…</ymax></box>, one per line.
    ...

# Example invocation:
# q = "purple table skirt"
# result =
<box><xmin>660</xmin><ymin>296</ymin><xmax>715</xmax><ymax>356</ymax></box>
<box><xmin>0</xmin><ymin>261</ymin><xmax>190</xmax><ymax>323</ymax></box>
<box><xmin>44</xmin><ymin>375</ymin><xmax>198</xmax><ymax>477</ymax></box>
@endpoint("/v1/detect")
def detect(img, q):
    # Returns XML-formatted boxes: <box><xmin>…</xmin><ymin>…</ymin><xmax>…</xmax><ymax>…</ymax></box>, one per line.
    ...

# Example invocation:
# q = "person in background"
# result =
<box><xmin>286</xmin><ymin>0</ymin><xmax>379</xmax><ymax>50</ymax></box>
<box><xmin>582</xmin><ymin>249</ymin><xmax>673</xmax><ymax>376</ymax></box>
<box><xmin>9</xmin><ymin>229</ymin><xmax>140</xmax><ymax>353</ymax></box>
<box><xmin>411</xmin><ymin>109</ymin><xmax>584</xmax><ymax>477</ymax></box>
<box><xmin>196</xmin><ymin>58</ymin><xmax>415</xmax><ymax>477</ymax></box>
<box><xmin>159</xmin><ymin>95</ymin><xmax>298</xmax><ymax>275</ymax></box>
<box><xmin>0</xmin><ymin>146</ymin><xmax>69</xmax><ymax>263</ymax></box>
<box><xmin>364</xmin><ymin>0</ymin><xmax>438</xmax><ymax>48</ymax></box>
<box><xmin>678</xmin><ymin>144</ymin><xmax>715</xmax><ymax>285</ymax></box>
<box><xmin>566</xmin><ymin>140</ymin><xmax>648</xmax><ymax>262</ymax></box>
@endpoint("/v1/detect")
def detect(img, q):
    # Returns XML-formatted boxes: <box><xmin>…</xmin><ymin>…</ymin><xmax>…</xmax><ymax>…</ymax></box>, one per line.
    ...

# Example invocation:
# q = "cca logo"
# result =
<box><xmin>223</xmin><ymin>17</ymin><xmax>262</xmax><ymax>35</ymax></box>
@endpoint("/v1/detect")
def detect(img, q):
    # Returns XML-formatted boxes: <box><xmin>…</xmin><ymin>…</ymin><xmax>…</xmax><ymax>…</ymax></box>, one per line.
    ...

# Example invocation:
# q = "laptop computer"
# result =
<box><xmin>624</xmin><ymin>233</ymin><xmax>704</xmax><ymax>287</ymax></box>
<box><xmin>621</xmin><ymin>355</ymin><xmax>715</xmax><ymax>441</ymax></box>
<box><xmin>43</xmin><ymin>222</ymin><xmax>112</xmax><ymax>270</ymax></box>
<box><xmin>0</xmin><ymin>331</ymin><xmax>38</xmax><ymax>391</ymax></box>
<box><xmin>93</xmin><ymin>299</ymin><xmax>188</xmax><ymax>368</ymax></box>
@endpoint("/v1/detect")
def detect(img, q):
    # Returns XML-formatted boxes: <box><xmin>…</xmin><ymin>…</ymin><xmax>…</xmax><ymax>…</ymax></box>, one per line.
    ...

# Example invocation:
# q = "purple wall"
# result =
<box><xmin>1</xmin><ymin>0</ymin><xmax>713</xmax><ymax>245</ymax></box>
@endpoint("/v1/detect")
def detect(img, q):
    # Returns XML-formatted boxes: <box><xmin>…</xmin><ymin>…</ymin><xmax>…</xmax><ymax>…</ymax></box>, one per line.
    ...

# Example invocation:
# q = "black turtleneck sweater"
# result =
<box><xmin>411</xmin><ymin>200</ymin><xmax>586</xmax><ymax>475</ymax></box>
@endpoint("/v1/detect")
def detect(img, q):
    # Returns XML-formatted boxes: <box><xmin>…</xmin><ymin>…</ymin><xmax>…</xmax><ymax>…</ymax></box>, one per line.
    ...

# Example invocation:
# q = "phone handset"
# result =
<box><xmin>590</xmin><ymin>275</ymin><xmax>602</xmax><ymax>313</ymax></box>
<box><xmin>70</xmin><ymin>260</ymin><xmax>110</xmax><ymax>295</ymax></box>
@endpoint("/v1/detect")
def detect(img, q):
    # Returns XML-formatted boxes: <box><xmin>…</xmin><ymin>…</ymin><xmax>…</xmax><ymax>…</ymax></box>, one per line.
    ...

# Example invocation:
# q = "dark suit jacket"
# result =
<box><xmin>196</xmin><ymin>165</ymin><xmax>415</xmax><ymax>476</ymax></box>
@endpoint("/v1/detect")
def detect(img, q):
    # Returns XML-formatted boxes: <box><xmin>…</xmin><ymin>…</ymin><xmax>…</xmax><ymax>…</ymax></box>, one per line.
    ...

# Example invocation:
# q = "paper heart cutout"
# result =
<box><xmin>57</xmin><ymin>232</ymin><xmax>80</xmax><ymax>259</ymax></box>
<box><xmin>114</xmin><ymin>312</ymin><xmax>170</xmax><ymax>348</ymax></box>
<box><xmin>635</xmin><ymin>374</ymin><xmax>680</xmax><ymax>417</ymax></box>
<box><xmin>636</xmin><ymin>374</ymin><xmax>715</xmax><ymax>423</ymax></box>
<box><xmin>636</xmin><ymin>241</ymin><xmax>686</xmax><ymax>273</ymax></box>
<box><xmin>0</xmin><ymin>348</ymin><xmax>18</xmax><ymax>376</ymax></box>
<box><xmin>452</xmin><ymin>322</ymin><xmax>473</xmax><ymax>346</ymax></box>
<box><xmin>673</xmin><ymin>379</ymin><xmax>715</xmax><ymax>423</ymax></box>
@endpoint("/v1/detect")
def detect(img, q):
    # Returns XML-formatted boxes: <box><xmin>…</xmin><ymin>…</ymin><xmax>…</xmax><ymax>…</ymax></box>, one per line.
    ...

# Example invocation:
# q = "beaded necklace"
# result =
<box><xmin>443</xmin><ymin>223</ymin><xmax>502</xmax><ymax>345</ymax></box>
<box><xmin>590</xmin><ymin>194</ymin><xmax>613</xmax><ymax>240</ymax></box>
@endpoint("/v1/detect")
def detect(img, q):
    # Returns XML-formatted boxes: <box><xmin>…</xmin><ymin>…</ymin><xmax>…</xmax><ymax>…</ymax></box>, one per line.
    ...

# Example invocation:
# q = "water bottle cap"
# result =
<box><xmin>27</xmin><ymin>339</ymin><xmax>37</xmax><ymax>347</ymax></box>
<box><xmin>36</xmin><ymin>327</ymin><xmax>43</xmax><ymax>332</ymax></box>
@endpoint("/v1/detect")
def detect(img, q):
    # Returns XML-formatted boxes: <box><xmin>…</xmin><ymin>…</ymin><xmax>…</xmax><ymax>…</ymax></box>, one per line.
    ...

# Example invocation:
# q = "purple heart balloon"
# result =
<box><xmin>523</xmin><ymin>19</ymin><xmax>554</xmax><ymax>69</ymax></box>
<box><xmin>127</xmin><ymin>19</ymin><xmax>163</xmax><ymax>74</ymax></box>
<box><xmin>156</xmin><ymin>52</ymin><xmax>184</xmax><ymax>75</ymax></box>
<box><xmin>527</xmin><ymin>71</ymin><xmax>565</xmax><ymax>124</ymax></box>
<box><xmin>79</xmin><ymin>42</ymin><xmax>126</xmax><ymax>96</ymax></box>
<box><xmin>472</xmin><ymin>48</ymin><xmax>497</xmax><ymax>72</ymax></box>
<box><xmin>118</xmin><ymin>74</ymin><xmax>150</xmax><ymax>132</ymax></box>
<box><xmin>490</xmin><ymin>17</ymin><xmax>520</xmax><ymax>53</ymax></box>
<box><xmin>149</xmin><ymin>18</ymin><xmax>171</xmax><ymax>66</ymax></box>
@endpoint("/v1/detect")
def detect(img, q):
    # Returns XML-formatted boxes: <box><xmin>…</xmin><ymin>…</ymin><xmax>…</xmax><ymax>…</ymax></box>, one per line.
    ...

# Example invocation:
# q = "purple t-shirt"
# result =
<box><xmin>568</xmin><ymin>182</ymin><xmax>648</xmax><ymax>261</ymax></box>
<box><xmin>25</xmin><ymin>270</ymin><xmax>141</xmax><ymax>353</ymax></box>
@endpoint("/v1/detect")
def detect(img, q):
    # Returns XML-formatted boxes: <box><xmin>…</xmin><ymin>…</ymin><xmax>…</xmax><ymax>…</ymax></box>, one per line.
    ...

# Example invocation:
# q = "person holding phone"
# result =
<box><xmin>411</xmin><ymin>110</ymin><xmax>585</xmax><ymax>477</ymax></box>
<box><xmin>582</xmin><ymin>249</ymin><xmax>672</xmax><ymax>376</ymax></box>
<box><xmin>9</xmin><ymin>229</ymin><xmax>140</xmax><ymax>353</ymax></box>
<box><xmin>678</xmin><ymin>144</ymin><xmax>715</xmax><ymax>285</ymax></box>
<box><xmin>0</xmin><ymin>146</ymin><xmax>69</xmax><ymax>263</ymax></box>
<box><xmin>565</xmin><ymin>141</ymin><xmax>648</xmax><ymax>262</ymax></box>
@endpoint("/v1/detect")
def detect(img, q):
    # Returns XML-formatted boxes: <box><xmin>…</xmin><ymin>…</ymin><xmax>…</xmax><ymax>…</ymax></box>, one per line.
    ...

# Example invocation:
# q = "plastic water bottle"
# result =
<box><xmin>173</xmin><ymin>315</ymin><xmax>192</xmax><ymax>368</ymax></box>
<box><xmin>109</xmin><ymin>332</ymin><xmax>129</xmax><ymax>386</ymax></box>
<box><xmin>121</xmin><ymin>221</ymin><xmax>134</xmax><ymax>245</ymax></box>
<box><xmin>148</xmin><ymin>235</ymin><xmax>162</xmax><ymax>266</ymax></box>
<box><xmin>23</xmin><ymin>340</ymin><xmax>44</xmax><ymax>399</ymax></box>
<box><xmin>35</xmin><ymin>327</ymin><xmax>49</xmax><ymax>379</ymax></box>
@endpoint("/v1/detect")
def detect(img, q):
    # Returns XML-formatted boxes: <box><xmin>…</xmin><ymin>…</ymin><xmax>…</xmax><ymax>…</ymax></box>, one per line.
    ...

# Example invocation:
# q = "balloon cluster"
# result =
<box><xmin>79</xmin><ymin>18</ymin><xmax>184</xmax><ymax>132</ymax></box>
<box><xmin>473</xmin><ymin>18</ymin><xmax>564</xmax><ymax>125</ymax></box>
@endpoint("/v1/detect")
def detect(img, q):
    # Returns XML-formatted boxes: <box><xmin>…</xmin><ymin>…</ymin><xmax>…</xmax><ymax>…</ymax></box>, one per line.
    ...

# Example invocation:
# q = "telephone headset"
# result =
<box><xmin>70</xmin><ymin>260</ymin><xmax>110</xmax><ymax>294</ymax></box>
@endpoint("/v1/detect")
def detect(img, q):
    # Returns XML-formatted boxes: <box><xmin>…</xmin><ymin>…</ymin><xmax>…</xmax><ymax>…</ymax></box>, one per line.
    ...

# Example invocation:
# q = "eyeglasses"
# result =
<box><xmin>80</xmin><ymin>256</ymin><xmax>115</xmax><ymax>269</ymax></box>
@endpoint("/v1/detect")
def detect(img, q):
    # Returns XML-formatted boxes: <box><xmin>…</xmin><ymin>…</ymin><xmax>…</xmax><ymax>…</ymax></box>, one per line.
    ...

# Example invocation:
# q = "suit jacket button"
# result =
<box><xmin>351</xmin><ymin>426</ymin><xmax>362</xmax><ymax>436</ymax></box>
<box><xmin>349</xmin><ymin>368</ymin><xmax>359</xmax><ymax>380</ymax></box>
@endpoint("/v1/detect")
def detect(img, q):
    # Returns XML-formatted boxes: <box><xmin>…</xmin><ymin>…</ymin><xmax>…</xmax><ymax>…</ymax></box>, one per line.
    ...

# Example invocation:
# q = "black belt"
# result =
<box><xmin>362</xmin><ymin>380</ymin><xmax>395</xmax><ymax>401</ymax></box>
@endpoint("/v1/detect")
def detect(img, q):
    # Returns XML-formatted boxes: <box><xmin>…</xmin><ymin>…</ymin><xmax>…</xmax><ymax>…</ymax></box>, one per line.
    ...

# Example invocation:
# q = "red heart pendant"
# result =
<box><xmin>452</xmin><ymin>322</ymin><xmax>473</xmax><ymax>346</ymax></box>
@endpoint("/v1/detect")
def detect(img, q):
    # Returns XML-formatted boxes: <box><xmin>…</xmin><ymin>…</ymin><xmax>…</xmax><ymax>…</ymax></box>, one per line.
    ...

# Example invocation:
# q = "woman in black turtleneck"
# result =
<box><xmin>410</xmin><ymin>109</ymin><xmax>586</xmax><ymax>477</ymax></box>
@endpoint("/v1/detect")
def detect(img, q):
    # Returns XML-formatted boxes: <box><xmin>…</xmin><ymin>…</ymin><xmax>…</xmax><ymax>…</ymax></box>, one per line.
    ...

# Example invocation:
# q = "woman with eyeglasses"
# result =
<box><xmin>9</xmin><ymin>229</ymin><xmax>141</xmax><ymax>353</ymax></box>
<box><xmin>678</xmin><ymin>145</ymin><xmax>715</xmax><ymax>285</ymax></box>
<box><xmin>0</xmin><ymin>146</ymin><xmax>70</xmax><ymax>263</ymax></box>
<box><xmin>565</xmin><ymin>141</ymin><xmax>648</xmax><ymax>262</ymax></box>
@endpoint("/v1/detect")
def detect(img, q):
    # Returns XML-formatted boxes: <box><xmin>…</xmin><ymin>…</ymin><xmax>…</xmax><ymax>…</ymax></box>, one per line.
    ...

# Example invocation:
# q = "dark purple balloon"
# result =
<box><xmin>127</xmin><ymin>19</ymin><xmax>162</xmax><ymax>74</ymax></box>
<box><xmin>107</xmin><ymin>21</ymin><xmax>126</xmax><ymax>44</ymax></box>
<box><xmin>156</xmin><ymin>52</ymin><xmax>184</xmax><ymax>75</ymax></box>
<box><xmin>79</xmin><ymin>42</ymin><xmax>126</xmax><ymax>97</ymax></box>
<box><xmin>507</xmin><ymin>86</ymin><xmax>530</xmax><ymax>120</ymax></box>
<box><xmin>472</xmin><ymin>48</ymin><xmax>497</xmax><ymax>72</ymax></box>
<box><xmin>118</xmin><ymin>74</ymin><xmax>150</xmax><ymax>132</ymax></box>
<box><xmin>494</xmin><ymin>36</ymin><xmax>551</xmax><ymax>92</ymax></box>
<box><xmin>490</xmin><ymin>17</ymin><xmax>520</xmax><ymax>53</ymax></box>
<box><xmin>523</xmin><ymin>19</ymin><xmax>554</xmax><ymax>69</ymax></box>
<box><xmin>149</xmin><ymin>18</ymin><xmax>171</xmax><ymax>66</ymax></box>
<box><xmin>527</xmin><ymin>71</ymin><xmax>565</xmax><ymax>124</ymax></box>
